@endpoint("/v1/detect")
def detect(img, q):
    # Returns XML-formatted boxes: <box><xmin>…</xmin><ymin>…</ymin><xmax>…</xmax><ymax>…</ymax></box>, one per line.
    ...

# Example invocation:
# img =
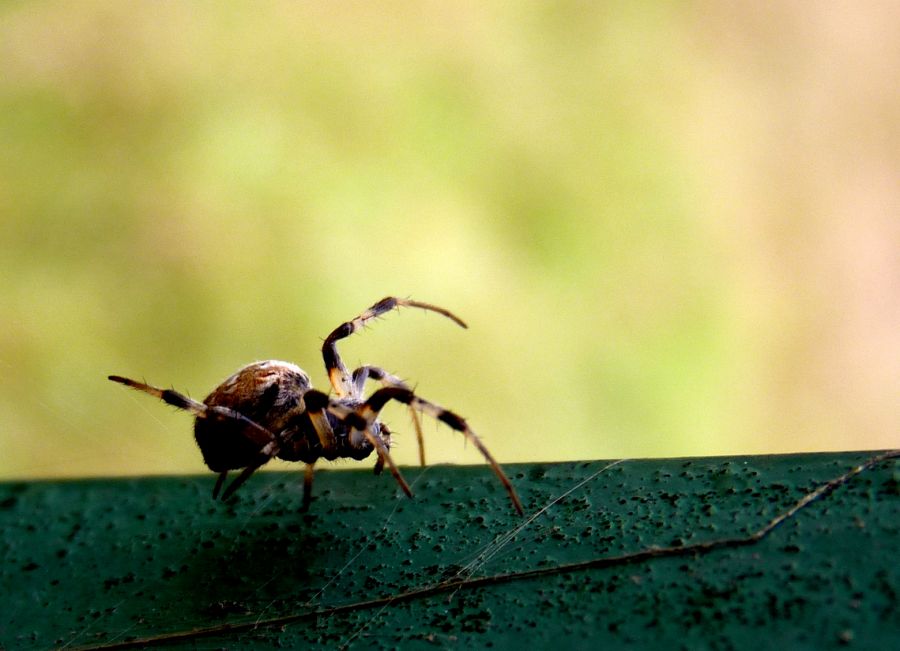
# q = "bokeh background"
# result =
<box><xmin>1</xmin><ymin>2</ymin><xmax>897</xmax><ymax>480</ymax></box>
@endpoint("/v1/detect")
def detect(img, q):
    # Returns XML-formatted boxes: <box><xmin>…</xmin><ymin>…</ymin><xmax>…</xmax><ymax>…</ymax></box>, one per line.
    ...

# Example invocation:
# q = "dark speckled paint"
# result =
<box><xmin>1</xmin><ymin>452</ymin><xmax>898</xmax><ymax>649</ymax></box>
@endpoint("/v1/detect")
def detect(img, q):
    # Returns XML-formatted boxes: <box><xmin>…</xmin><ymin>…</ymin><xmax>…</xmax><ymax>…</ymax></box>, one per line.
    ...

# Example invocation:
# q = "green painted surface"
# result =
<box><xmin>2</xmin><ymin>452</ymin><xmax>898</xmax><ymax>650</ymax></box>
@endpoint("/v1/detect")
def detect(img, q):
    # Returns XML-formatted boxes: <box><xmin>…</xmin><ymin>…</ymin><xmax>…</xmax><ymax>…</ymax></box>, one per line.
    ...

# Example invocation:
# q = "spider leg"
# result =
<box><xmin>219</xmin><ymin>461</ymin><xmax>263</xmax><ymax>501</ymax></box>
<box><xmin>321</xmin><ymin>401</ymin><xmax>414</xmax><ymax>498</ymax></box>
<box><xmin>352</xmin><ymin>365</ymin><xmax>426</xmax><ymax>466</ymax></box>
<box><xmin>109</xmin><ymin>375</ymin><xmax>282</xmax><ymax>500</ymax></box>
<box><xmin>302</xmin><ymin>463</ymin><xmax>315</xmax><ymax>512</ymax></box>
<box><xmin>108</xmin><ymin>375</ymin><xmax>277</xmax><ymax>447</ymax></box>
<box><xmin>217</xmin><ymin>439</ymin><xmax>280</xmax><ymax>501</ymax></box>
<box><xmin>356</xmin><ymin>421</ymin><xmax>412</xmax><ymax>498</ymax></box>
<box><xmin>360</xmin><ymin>387</ymin><xmax>524</xmax><ymax>516</ymax></box>
<box><xmin>374</xmin><ymin>423</ymin><xmax>392</xmax><ymax>475</ymax></box>
<box><xmin>322</xmin><ymin>297</ymin><xmax>467</xmax><ymax>398</ymax></box>
<box><xmin>302</xmin><ymin>389</ymin><xmax>337</xmax><ymax>451</ymax></box>
<box><xmin>289</xmin><ymin>389</ymin><xmax>343</xmax><ymax>510</ymax></box>
<box><xmin>109</xmin><ymin>375</ymin><xmax>207</xmax><ymax>414</ymax></box>
<box><xmin>212</xmin><ymin>471</ymin><xmax>229</xmax><ymax>499</ymax></box>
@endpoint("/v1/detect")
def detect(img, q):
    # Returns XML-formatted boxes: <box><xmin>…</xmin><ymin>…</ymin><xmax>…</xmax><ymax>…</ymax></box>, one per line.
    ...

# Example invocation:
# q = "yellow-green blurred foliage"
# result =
<box><xmin>1</xmin><ymin>2</ymin><xmax>897</xmax><ymax>479</ymax></box>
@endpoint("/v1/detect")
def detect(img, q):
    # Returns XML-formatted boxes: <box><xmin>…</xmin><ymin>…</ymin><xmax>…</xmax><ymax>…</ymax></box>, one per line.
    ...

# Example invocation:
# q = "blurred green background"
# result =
<box><xmin>1</xmin><ymin>2</ymin><xmax>897</xmax><ymax>480</ymax></box>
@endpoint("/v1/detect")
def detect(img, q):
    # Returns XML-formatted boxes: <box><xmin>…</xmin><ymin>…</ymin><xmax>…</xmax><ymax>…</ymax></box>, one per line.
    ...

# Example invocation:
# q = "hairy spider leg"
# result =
<box><xmin>303</xmin><ymin>463</ymin><xmax>315</xmax><ymax>512</ymax></box>
<box><xmin>322</xmin><ymin>296</ymin><xmax>467</xmax><ymax>398</ymax></box>
<box><xmin>353</xmin><ymin>419</ymin><xmax>412</xmax><ymax>498</ymax></box>
<box><xmin>352</xmin><ymin>365</ymin><xmax>426</xmax><ymax>466</ymax></box>
<box><xmin>218</xmin><ymin>439</ymin><xmax>280</xmax><ymax>501</ymax></box>
<box><xmin>373</xmin><ymin>423</ymin><xmax>392</xmax><ymax>475</ymax></box>
<box><xmin>212</xmin><ymin>471</ymin><xmax>229</xmax><ymax>499</ymax></box>
<box><xmin>357</xmin><ymin>387</ymin><xmax>525</xmax><ymax>516</ymax></box>
<box><xmin>108</xmin><ymin>376</ymin><xmax>278</xmax><ymax>447</ymax></box>
<box><xmin>318</xmin><ymin>397</ymin><xmax>414</xmax><ymax>499</ymax></box>
<box><xmin>296</xmin><ymin>389</ymin><xmax>343</xmax><ymax>511</ymax></box>
<box><xmin>302</xmin><ymin>390</ymin><xmax>337</xmax><ymax>450</ymax></box>
<box><xmin>108</xmin><ymin>375</ymin><xmax>282</xmax><ymax>500</ymax></box>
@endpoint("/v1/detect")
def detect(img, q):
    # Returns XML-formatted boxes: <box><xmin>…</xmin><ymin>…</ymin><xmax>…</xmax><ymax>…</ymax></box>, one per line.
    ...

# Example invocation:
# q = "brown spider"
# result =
<box><xmin>109</xmin><ymin>297</ymin><xmax>524</xmax><ymax>515</ymax></box>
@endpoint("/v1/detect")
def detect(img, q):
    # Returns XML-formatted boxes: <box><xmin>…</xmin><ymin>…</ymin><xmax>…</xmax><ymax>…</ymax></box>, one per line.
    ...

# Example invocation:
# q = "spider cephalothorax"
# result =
<box><xmin>110</xmin><ymin>297</ymin><xmax>523</xmax><ymax>515</ymax></box>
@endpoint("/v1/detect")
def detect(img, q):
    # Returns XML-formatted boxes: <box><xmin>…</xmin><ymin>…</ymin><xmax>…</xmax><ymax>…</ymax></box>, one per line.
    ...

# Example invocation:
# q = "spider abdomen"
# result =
<box><xmin>195</xmin><ymin>361</ymin><xmax>311</xmax><ymax>472</ymax></box>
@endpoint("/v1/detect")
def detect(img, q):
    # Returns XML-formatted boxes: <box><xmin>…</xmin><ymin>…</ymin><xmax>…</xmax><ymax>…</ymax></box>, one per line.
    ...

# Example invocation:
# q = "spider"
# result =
<box><xmin>109</xmin><ymin>297</ymin><xmax>524</xmax><ymax>515</ymax></box>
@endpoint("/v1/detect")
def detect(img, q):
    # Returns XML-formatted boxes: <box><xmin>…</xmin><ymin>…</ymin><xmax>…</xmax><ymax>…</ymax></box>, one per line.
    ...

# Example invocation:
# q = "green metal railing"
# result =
<box><xmin>2</xmin><ymin>451</ymin><xmax>898</xmax><ymax>649</ymax></box>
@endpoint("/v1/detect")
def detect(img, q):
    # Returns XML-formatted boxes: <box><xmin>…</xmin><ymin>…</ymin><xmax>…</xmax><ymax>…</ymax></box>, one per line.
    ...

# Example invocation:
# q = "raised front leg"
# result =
<box><xmin>321</xmin><ymin>297</ymin><xmax>466</xmax><ymax>397</ymax></box>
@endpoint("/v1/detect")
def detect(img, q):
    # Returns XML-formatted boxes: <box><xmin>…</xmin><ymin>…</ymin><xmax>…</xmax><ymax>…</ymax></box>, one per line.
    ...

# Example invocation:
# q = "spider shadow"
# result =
<box><xmin>164</xmin><ymin>477</ymin><xmax>381</xmax><ymax>619</ymax></box>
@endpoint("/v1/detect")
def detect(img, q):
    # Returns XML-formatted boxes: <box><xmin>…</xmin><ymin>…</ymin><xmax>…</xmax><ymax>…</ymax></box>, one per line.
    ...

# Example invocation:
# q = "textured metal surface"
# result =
<box><xmin>2</xmin><ymin>452</ymin><xmax>899</xmax><ymax>649</ymax></box>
